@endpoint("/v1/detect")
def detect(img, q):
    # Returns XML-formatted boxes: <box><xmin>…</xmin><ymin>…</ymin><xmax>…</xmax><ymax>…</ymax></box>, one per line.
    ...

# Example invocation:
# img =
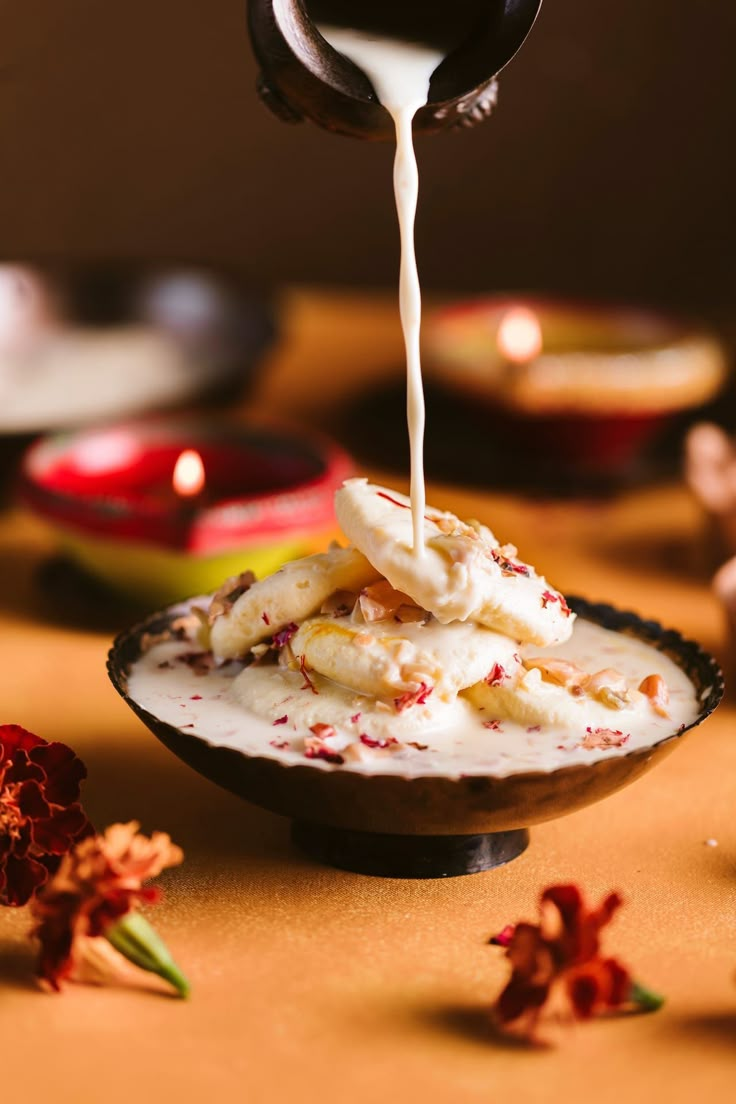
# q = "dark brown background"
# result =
<box><xmin>0</xmin><ymin>1</ymin><xmax>734</xmax><ymax>311</ymax></box>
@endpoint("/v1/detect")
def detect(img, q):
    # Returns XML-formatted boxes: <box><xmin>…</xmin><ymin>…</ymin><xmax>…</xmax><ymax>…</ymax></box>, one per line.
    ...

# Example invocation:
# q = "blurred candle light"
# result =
<box><xmin>19</xmin><ymin>420</ymin><xmax>353</xmax><ymax>604</ymax></box>
<box><xmin>173</xmin><ymin>449</ymin><xmax>206</xmax><ymax>498</ymax></box>
<box><xmin>497</xmin><ymin>306</ymin><xmax>543</xmax><ymax>364</ymax></box>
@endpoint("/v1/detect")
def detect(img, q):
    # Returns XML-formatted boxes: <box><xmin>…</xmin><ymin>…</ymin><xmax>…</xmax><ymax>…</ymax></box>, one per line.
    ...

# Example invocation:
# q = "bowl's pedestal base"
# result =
<box><xmin>291</xmin><ymin>821</ymin><xmax>529</xmax><ymax>879</ymax></box>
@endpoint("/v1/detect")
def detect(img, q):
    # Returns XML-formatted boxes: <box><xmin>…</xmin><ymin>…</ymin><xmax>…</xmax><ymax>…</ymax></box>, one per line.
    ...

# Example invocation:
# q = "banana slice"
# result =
<box><xmin>288</xmin><ymin>613</ymin><xmax>522</xmax><ymax>702</ymax></box>
<box><xmin>464</xmin><ymin>665</ymin><xmax>648</xmax><ymax>730</ymax></box>
<box><xmin>209</xmin><ymin>546</ymin><xmax>381</xmax><ymax>659</ymax></box>
<box><xmin>335</xmin><ymin>479</ymin><xmax>574</xmax><ymax>646</ymax></box>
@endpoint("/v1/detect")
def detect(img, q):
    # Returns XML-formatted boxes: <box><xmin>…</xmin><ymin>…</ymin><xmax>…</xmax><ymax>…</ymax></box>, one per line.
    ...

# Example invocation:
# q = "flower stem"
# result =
<box><xmin>629</xmin><ymin>979</ymin><xmax>664</xmax><ymax>1013</ymax></box>
<box><xmin>105</xmin><ymin>911</ymin><xmax>190</xmax><ymax>998</ymax></box>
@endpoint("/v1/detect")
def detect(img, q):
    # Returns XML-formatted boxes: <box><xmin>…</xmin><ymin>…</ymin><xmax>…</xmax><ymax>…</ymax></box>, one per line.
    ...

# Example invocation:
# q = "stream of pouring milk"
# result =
<box><xmin>318</xmin><ymin>28</ymin><xmax>444</xmax><ymax>557</ymax></box>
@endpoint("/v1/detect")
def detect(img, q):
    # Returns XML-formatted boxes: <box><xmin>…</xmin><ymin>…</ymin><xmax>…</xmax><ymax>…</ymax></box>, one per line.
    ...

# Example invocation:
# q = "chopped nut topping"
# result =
<box><xmin>586</xmin><ymin>669</ymin><xmax>627</xmax><ymax>695</ymax></box>
<box><xmin>321</xmin><ymin>589</ymin><xmax>357</xmax><ymax>617</ymax></box>
<box><xmin>638</xmin><ymin>674</ymin><xmax>670</xmax><ymax>718</ymax></box>
<box><xmin>208</xmin><ymin>571</ymin><xmax>256</xmax><ymax>623</ymax></box>
<box><xmin>596</xmin><ymin>687</ymin><xmax>630</xmax><ymax>710</ymax></box>
<box><xmin>309</xmin><ymin>723</ymin><xmax>336</xmax><ymax>739</ymax></box>
<box><xmin>492</xmin><ymin>548</ymin><xmax>531</xmax><ymax>578</ymax></box>
<box><xmin>524</xmin><ymin>658</ymin><xmax>587</xmax><ymax>690</ymax></box>
<box><xmin>359</xmin><ymin>580</ymin><xmax>422</xmax><ymax>623</ymax></box>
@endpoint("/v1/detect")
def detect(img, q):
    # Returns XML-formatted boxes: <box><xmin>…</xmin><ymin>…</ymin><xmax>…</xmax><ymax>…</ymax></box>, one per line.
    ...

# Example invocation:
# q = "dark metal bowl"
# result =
<box><xmin>108</xmin><ymin>597</ymin><xmax>723</xmax><ymax>849</ymax></box>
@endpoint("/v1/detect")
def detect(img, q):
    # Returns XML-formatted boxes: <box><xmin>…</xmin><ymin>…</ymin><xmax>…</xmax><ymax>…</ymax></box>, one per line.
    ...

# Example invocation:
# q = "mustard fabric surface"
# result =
<box><xmin>1</xmin><ymin>293</ymin><xmax>733</xmax><ymax>1103</ymax></box>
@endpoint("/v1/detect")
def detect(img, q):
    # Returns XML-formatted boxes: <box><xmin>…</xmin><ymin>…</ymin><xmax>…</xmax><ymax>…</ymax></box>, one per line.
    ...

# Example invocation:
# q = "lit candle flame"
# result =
<box><xmin>172</xmin><ymin>449</ymin><xmax>205</xmax><ymax>498</ymax></box>
<box><xmin>497</xmin><ymin>307</ymin><xmax>543</xmax><ymax>364</ymax></box>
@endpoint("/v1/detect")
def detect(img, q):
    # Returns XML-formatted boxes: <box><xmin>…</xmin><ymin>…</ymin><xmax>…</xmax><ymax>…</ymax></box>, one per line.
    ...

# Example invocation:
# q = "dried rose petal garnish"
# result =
<box><xmin>394</xmin><ymin>683</ymin><xmax>433</xmax><ymax>713</ymax></box>
<box><xmin>582</xmin><ymin>728</ymin><xmax>630</xmax><ymax>750</ymax></box>
<box><xmin>272</xmin><ymin>622</ymin><xmax>299</xmax><ymax>650</ymax></box>
<box><xmin>485</xmin><ymin>664</ymin><xmax>509</xmax><ymax>688</ymax></box>
<box><xmin>0</xmin><ymin>725</ymin><xmax>92</xmax><ymax>908</ymax></box>
<box><xmin>31</xmin><ymin>821</ymin><xmax>188</xmax><ymax>997</ymax></box>
<box><xmin>491</xmin><ymin>547</ymin><xmax>531</xmax><ymax>578</ymax></box>
<box><xmin>491</xmin><ymin>884</ymin><xmax>663</xmax><ymax>1042</ymax></box>
<box><xmin>359</xmin><ymin>734</ymin><xmax>399</xmax><ymax>750</ymax></box>
<box><xmin>299</xmin><ymin>655</ymin><xmax>319</xmax><ymax>694</ymax></box>
<box><xmin>304</xmin><ymin>725</ymin><xmax>343</xmax><ymax>765</ymax></box>
<box><xmin>540</xmin><ymin>590</ymin><xmax>572</xmax><ymax>617</ymax></box>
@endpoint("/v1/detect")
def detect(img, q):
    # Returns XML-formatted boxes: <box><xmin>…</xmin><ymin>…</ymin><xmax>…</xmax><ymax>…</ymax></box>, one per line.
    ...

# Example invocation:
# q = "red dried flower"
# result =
<box><xmin>31</xmin><ymin>821</ymin><xmax>186</xmax><ymax>995</ymax></box>
<box><xmin>492</xmin><ymin>884</ymin><xmax>663</xmax><ymax>1041</ymax></box>
<box><xmin>0</xmin><ymin>724</ymin><xmax>92</xmax><ymax>907</ymax></box>
<box><xmin>271</xmin><ymin>622</ymin><xmax>299</xmax><ymax>649</ymax></box>
<box><xmin>394</xmin><ymin>683</ymin><xmax>433</xmax><ymax>712</ymax></box>
<box><xmin>359</xmin><ymin>734</ymin><xmax>398</xmax><ymax>750</ymax></box>
<box><xmin>485</xmin><ymin>664</ymin><xmax>508</xmax><ymax>688</ymax></box>
<box><xmin>299</xmin><ymin>655</ymin><xmax>319</xmax><ymax>694</ymax></box>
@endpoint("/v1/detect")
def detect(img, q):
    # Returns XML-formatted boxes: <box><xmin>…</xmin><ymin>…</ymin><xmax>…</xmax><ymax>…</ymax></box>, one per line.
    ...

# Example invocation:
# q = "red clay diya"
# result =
<box><xmin>424</xmin><ymin>297</ymin><xmax>728</xmax><ymax>475</ymax></box>
<box><xmin>19</xmin><ymin>418</ymin><xmax>352</xmax><ymax>604</ymax></box>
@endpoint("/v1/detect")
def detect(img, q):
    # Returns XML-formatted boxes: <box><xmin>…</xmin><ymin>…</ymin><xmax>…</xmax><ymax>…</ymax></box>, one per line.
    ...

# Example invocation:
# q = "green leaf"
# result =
<box><xmin>105</xmin><ymin>911</ymin><xmax>190</xmax><ymax>998</ymax></box>
<box><xmin>629</xmin><ymin>979</ymin><xmax>664</xmax><ymax>1013</ymax></box>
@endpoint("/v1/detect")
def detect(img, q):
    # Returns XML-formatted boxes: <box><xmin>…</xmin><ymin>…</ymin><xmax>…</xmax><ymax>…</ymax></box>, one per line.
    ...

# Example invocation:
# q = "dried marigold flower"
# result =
<box><xmin>0</xmin><ymin>725</ymin><xmax>92</xmax><ymax>908</ymax></box>
<box><xmin>31</xmin><ymin>821</ymin><xmax>188</xmax><ymax>997</ymax></box>
<box><xmin>491</xmin><ymin>884</ymin><xmax>663</xmax><ymax>1042</ymax></box>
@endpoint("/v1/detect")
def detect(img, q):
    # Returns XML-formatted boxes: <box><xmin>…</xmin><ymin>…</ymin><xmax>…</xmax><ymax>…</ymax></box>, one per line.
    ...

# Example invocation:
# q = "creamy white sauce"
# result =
<box><xmin>128</xmin><ymin>608</ymin><xmax>701</xmax><ymax>780</ymax></box>
<box><xmin>318</xmin><ymin>28</ymin><xmax>443</xmax><ymax>556</ymax></box>
<box><xmin>123</xmin><ymin>33</ymin><xmax>708</xmax><ymax>789</ymax></box>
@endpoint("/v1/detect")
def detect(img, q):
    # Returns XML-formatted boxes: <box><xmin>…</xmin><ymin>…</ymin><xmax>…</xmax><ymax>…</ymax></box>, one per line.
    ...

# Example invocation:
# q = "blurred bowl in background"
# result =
<box><xmin>18</xmin><ymin>417</ymin><xmax>352</xmax><ymax>606</ymax></box>
<box><xmin>0</xmin><ymin>263</ymin><xmax>276</xmax><ymax>437</ymax></box>
<box><xmin>424</xmin><ymin>296</ymin><xmax>729</xmax><ymax>476</ymax></box>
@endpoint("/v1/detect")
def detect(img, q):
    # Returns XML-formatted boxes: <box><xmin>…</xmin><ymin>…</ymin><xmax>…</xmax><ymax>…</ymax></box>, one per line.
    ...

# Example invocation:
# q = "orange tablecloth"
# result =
<box><xmin>2</xmin><ymin>291</ymin><xmax>734</xmax><ymax>1103</ymax></box>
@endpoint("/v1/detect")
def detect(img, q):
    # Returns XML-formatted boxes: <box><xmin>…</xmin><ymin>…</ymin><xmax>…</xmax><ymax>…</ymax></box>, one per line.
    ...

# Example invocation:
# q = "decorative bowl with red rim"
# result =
<box><xmin>423</xmin><ymin>297</ymin><xmax>728</xmax><ymax>476</ymax></box>
<box><xmin>19</xmin><ymin>418</ymin><xmax>353</xmax><ymax>605</ymax></box>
